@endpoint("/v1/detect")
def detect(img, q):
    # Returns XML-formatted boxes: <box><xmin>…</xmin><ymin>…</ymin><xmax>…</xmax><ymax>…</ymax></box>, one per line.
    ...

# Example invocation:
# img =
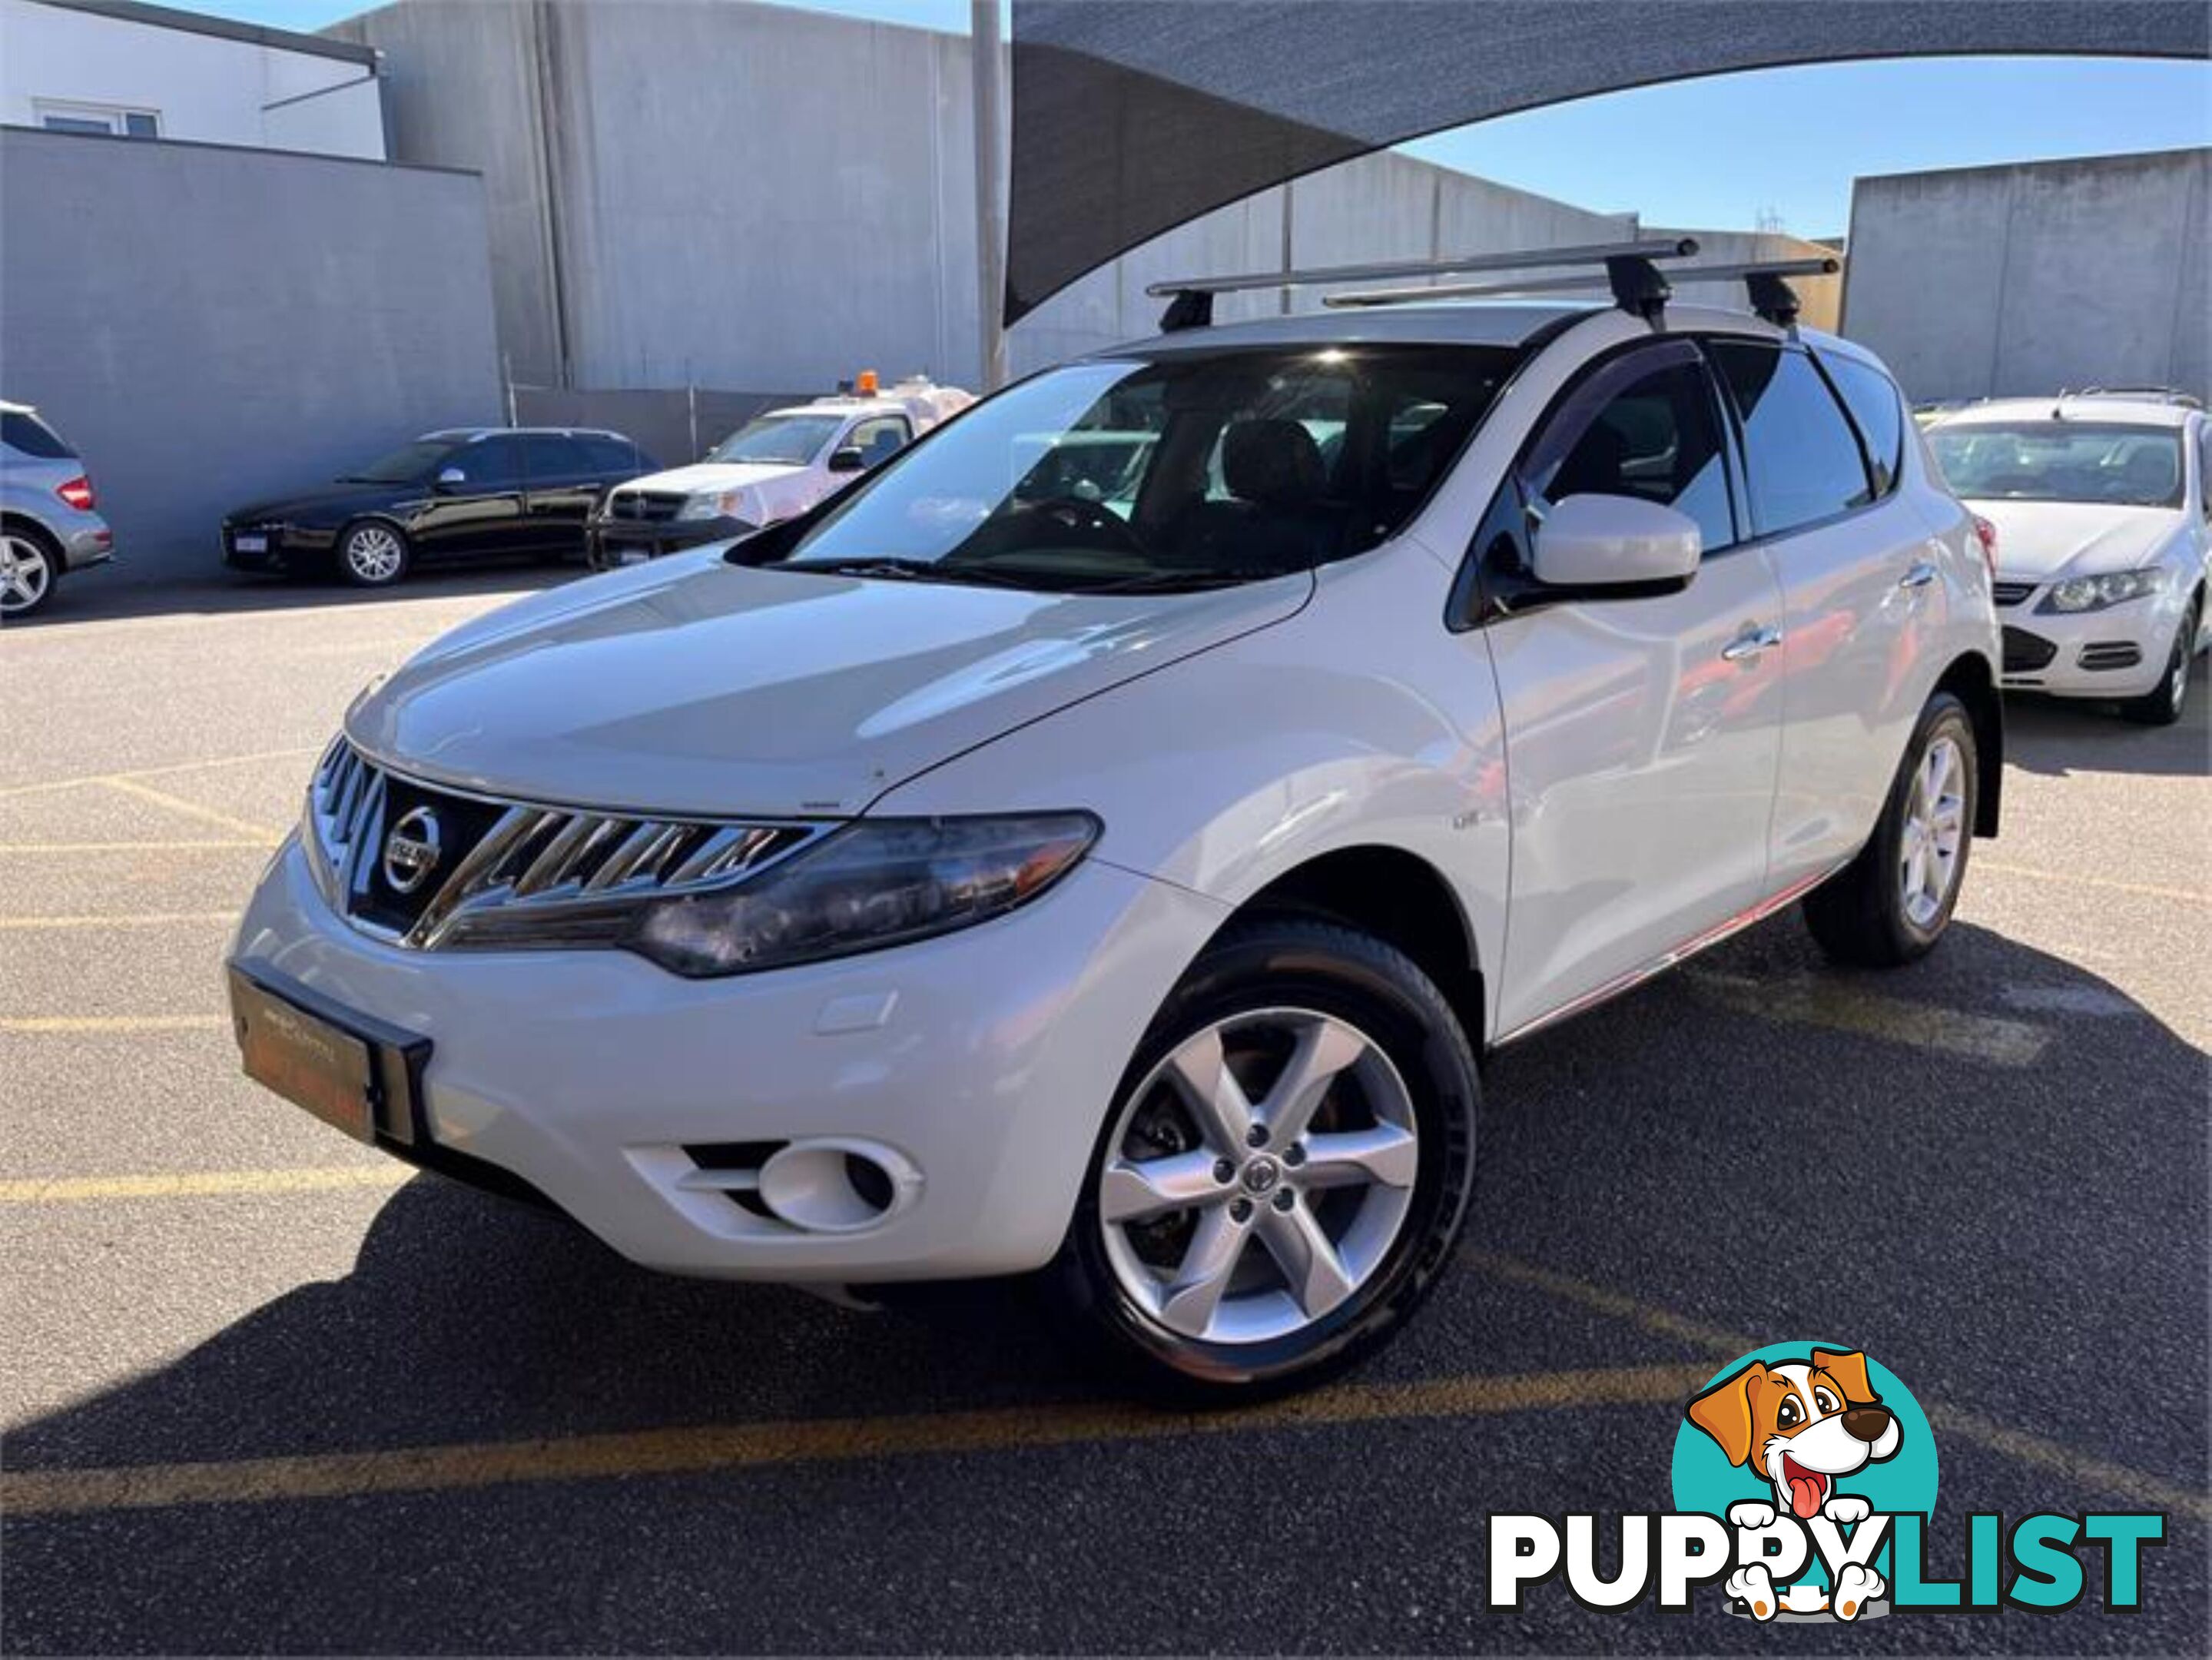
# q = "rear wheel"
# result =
<box><xmin>1050</xmin><ymin>917</ymin><xmax>1479</xmax><ymax>1400</ymax></box>
<box><xmin>0</xmin><ymin>526</ymin><xmax>58</xmax><ymax>618</ymax></box>
<box><xmin>1803</xmin><ymin>692</ymin><xmax>1976</xmax><ymax>968</ymax></box>
<box><xmin>2117</xmin><ymin>598</ymin><xmax>2197</xmax><ymax>726</ymax></box>
<box><xmin>337</xmin><ymin>521</ymin><xmax>410</xmax><ymax>588</ymax></box>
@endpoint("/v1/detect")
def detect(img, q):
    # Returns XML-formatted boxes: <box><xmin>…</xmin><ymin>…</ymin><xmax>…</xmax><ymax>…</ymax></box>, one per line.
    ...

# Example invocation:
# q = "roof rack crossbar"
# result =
<box><xmin>1322</xmin><ymin>256</ymin><xmax>1840</xmax><ymax>324</ymax></box>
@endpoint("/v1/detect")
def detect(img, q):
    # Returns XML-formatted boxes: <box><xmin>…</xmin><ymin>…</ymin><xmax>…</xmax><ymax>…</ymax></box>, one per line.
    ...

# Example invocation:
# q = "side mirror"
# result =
<box><xmin>434</xmin><ymin>466</ymin><xmax>467</xmax><ymax>490</ymax></box>
<box><xmin>825</xmin><ymin>447</ymin><xmax>866</xmax><ymax>474</ymax></box>
<box><xmin>1531</xmin><ymin>494</ymin><xmax>1701</xmax><ymax>589</ymax></box>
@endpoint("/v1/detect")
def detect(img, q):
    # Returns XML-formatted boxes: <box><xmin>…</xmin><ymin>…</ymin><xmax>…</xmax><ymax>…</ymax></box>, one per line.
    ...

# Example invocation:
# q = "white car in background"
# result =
<box><xmin>1928</xmin><ymin>392</ymin><xmax>2210</xmax><ymax>725</ymax></box>
<box><xmin>589</xmin><ymin>376</ymin><xmax>973</xmax><ymax>568</ymax></box>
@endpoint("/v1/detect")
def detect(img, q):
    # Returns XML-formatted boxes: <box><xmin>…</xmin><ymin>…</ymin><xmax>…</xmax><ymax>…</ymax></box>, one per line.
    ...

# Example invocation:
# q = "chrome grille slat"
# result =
<box><xmin>302</xmin><ymin>742</ymin><xmax>827</xmax><ymax>951</ymax></box>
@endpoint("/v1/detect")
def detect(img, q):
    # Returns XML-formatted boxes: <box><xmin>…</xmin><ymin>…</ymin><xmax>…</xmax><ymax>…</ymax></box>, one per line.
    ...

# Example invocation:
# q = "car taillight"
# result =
<box><xmin>56</xmin><ymin>476</ymin><xmax>95</xmax><ymax>512</ymax></box>
<box><xmin>1971</xmin><ymin>514</ymin><xmax>1998</xmax><ymax>576</ymax></box>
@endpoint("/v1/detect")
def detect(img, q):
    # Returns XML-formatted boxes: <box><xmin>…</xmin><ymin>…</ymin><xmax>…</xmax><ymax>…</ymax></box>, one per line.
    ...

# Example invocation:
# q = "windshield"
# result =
<box><xmin>708</xmin><ymin>414</ymin><xmax>844</xmax><ymax>467</ymax></box>
<box><xmin>1928</xmin><ymin>422</ymin><xmax>2184</xmax><ymax>509</ymax></box>
<box><xmin>343</xmin><ymin>440</ymin><xmax>452</xmax><ymax>484</ymax></box>
<box><xmin>769</xmin><ymin>345</ymin><xmax>1518</xmax><ymax>592</ymax></box>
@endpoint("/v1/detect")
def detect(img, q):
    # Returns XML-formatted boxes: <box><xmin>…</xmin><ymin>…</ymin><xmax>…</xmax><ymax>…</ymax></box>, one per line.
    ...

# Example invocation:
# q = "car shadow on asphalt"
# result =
<box><xmin>2000</xmin><ymin>678</ymin><xmax>2210</xmax><ymax>778</ymax></box>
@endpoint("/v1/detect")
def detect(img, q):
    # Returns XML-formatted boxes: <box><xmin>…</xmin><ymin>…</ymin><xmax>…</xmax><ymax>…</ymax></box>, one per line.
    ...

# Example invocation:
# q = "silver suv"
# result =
<box><xmin>2</xmin><ymin>400</ymin><xmax>114</xmax><ymax>619</ymax></box>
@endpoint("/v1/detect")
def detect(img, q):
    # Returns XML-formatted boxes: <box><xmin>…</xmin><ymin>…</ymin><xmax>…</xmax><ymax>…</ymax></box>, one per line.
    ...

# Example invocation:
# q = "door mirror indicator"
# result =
<box><xmin>826</xmin><ymin>447</ymin><xmax>866</xmax><ymax>473</ymax></box>
<box><xmin>1532</xmin><ymin>494</ymin><xmax>1702</xmax><ymax>589</ymax></box>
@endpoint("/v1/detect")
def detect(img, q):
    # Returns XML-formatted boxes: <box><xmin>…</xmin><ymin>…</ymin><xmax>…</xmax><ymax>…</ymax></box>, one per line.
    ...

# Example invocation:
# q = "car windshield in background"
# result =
<box><xmin>709</xmin><ymin>414</ymin><xmax>844</xmax><ymax>466</ymax></box>
<box><xmin>769</xmin><ymin>344</ymin><xmax>1519</xmax><ymax>593</ymax></box>
<box><xmin>342</xmin><ymin>440</ymin><xmax>453</xmax><ymax>483</ymax></box>
<box><xmin>1928</xmin><ymin>423</ymin><xmax>2184</xmax><ymax>509</ymax></box>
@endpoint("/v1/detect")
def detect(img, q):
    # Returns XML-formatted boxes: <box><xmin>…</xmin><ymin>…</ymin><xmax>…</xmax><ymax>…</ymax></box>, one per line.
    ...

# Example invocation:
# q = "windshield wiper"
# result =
<box><xmin>1072</xmin><ymin>566</ymin><xmax>1299</xmax><ymax>593</ymax></box>
<box><xmin>782</xmin><ymin>558</ymin><xmax>1036</xmax><ymax>589</ymax></box>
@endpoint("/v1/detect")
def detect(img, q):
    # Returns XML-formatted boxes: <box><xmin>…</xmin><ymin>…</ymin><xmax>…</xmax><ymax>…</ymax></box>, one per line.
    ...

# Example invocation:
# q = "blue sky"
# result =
<box><xmin>176</xmin><ymin>1</ymin><xmax>2208</xmax><ymax>238</ymax></box>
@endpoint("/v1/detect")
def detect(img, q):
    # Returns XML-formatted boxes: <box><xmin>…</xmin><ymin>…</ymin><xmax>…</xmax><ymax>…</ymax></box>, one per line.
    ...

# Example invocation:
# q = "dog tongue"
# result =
<box><xmin>1789</xmin><ymin>1475</ymin><xmax>1823</xmax><ymax>1519</ymax></box>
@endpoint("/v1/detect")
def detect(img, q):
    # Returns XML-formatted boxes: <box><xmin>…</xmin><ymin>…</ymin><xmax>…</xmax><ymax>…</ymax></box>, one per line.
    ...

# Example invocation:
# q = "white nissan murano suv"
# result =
<box><xmin>229</xmin><ymin>254</ymin><xmax>2003</xmax><ymax>1396</ymax></box>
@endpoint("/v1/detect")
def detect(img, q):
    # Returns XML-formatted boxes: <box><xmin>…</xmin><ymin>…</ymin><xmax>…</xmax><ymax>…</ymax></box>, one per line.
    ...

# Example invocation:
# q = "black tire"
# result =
<box><xmin>1802</xmin><ymin>692</ymin><xmax>1977</xmax><ymax>968</ymax></box>
<box><xmin>0</xmin><ymin>520</ymin><xmax>61</xmax><ymax>619</ymax></box>
<box><xmin>1049</xmin><ymin>915</ymin><xmax>1480</xmax><ymax>1402</ymax></box>
<box><xmin>2117</xmin><ymin>599</ymin><xmax>2198</xmax><ymax>727</ymax></box>
<box><xmin>336</xmin><ymin>520</ymin><xmax>411</xmax><ymax>588</ymax></box>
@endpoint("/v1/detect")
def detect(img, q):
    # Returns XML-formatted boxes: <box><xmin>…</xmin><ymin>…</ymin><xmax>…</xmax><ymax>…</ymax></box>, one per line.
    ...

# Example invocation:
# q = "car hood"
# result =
<box><xmin>621</xmin><ymin>461</ymin><xmax>806</xmax><ymax>495</ymax></box>
<box><xmin>230</xmin><ymin>480</ymin><xmax>403</xmax><ymax>523</ymax></box>
<box><xmin>347</xmin><ymin>551</ymin><xmax>1310</xmax><ymax>816</ymax></box>
<box><xmin>1965</xmin><ymin>500</ymin><xmax>2183</xmax><ymax>580</ymax></box>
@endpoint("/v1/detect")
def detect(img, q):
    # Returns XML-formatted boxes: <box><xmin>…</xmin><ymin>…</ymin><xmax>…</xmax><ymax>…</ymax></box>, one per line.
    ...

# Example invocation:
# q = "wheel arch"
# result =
<box><xmin>1215</xmin><ymin>844</ymin><xmax>1487</xmax><ymax>1053</ymax></box>
<box><xmin>1934</xmin><ymin>649</ymin><xmax>2002</xmax><ymax>837</ymax></box>
<box><xmin>1</xmin><ymin>511</ymin><xmax>63</xmax><ymax>557</ymax></box>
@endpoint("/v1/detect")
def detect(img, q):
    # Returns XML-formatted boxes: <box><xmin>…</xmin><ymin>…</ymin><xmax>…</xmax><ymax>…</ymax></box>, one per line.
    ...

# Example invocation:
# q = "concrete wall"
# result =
<box><xmin>1842</xmin><ymin>148</ymin><xmax>2210</xmax><ymax>404</ymax></box>
<box><xmin>1653</xmin><ymin>227</ymin><xmax>1844</xmax><ymax>333</ymax></box>
<box><xmin>2</xmin><ymin>0</ymin><xmax>386</xmax><ymax>160</ymax></box>
<box><xmin>336</xmin><ymin>0</ymin><xmax>1641</xmax><ymax>396</ymax></box>
<box><xmin>0</xmin><ymin>128</ymin><xmax>502</xmax><ymax>583</ymax></box>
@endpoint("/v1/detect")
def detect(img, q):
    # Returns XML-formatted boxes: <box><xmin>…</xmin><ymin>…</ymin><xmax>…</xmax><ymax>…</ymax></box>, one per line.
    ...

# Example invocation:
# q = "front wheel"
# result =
<box><xmin>337</xmin><ymin>521</ymin><xmax>410</xmax><ymax>588</ymax></box>
<box><xmin>1803</xmin><ymin>692</ymin><xmax>1977</xmax><ymax>968</ymax></box>
<box><xmin>2117</xmin><ymin>598</ymin><xmax>2198</xmax><ymax>726</ymax></box>
<box><xmin>1050</xmin><ymin>917</ymin><xmax>1479</xmax><ymax>1400</ymax></box>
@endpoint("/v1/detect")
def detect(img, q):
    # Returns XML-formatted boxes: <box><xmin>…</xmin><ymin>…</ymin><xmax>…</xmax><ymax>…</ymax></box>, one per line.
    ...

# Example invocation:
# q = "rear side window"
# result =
<box><xmin>2</xmin><ymin>410</ymin><xmax>73</xmax><ymax>460</ymax></box>
<box><xmin>520</xmin><ymin>435</ymin><xmax>594</xmax><ymax>478</ymax></box>
<box><xmin>1821</xmin><ymin>354</ymin><xmax>1906</xmax><ymax>497</ymax></box>
<box><xmin>579</xmin><ymin>436</ymin><xmax>642</xmax><ymax>473</ymax></box>
<box><xmin>1521</xmin><ymin>345</ymin><xmax>1736</xmax><ymax>555</ymax></box>
<box><xmin>1710</xmin><ymin>342</ymin><xmax>1875</xmax><ymax>535</ymax></box>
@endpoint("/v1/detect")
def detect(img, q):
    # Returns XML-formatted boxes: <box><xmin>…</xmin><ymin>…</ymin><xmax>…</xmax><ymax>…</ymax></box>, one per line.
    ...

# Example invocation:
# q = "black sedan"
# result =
<box><xmin>222</xmin><ymin>428</ymin><xmax>657</xmax><ymax>587</ymax></box>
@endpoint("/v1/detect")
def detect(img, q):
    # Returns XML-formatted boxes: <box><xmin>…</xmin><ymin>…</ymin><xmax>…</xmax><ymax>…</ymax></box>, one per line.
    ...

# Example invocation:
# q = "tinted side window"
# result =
<box><xmin>844</xmin><ymin>417</ymin><xmax>910</xmax><ymax>467</ymax></box>
<box><xmin>1522</xmin><ymin>351</ymin><xmax>1735</xmax><ymax>555</ymax></box>
<box><xmin>521</xmin><ymin>435</ymin><xmax>594</xmax><ymax>478</ymax></box>
<box><xmin>445</xmin><ymin>437</ymin><xmax>525</xmax><ymax>485</ymax></box>
<box><xmin>1822</xmin><ymin>354</ymin><xmax>1905</xmax><ymax>497</ymax></box>
<box><xmin>1710</xmin><ymin>342</ymin><xmax>1874</xmax><ymax>534</ymax></box>
<box><xmin>579</xmin><ymin>436</ymin><xmax>641</xmax><ymax>474</ymax></box>
<box><xmin>2</xmin><ymin>410</ymin><xmax>73</xmax><ymax>460</ymax></box>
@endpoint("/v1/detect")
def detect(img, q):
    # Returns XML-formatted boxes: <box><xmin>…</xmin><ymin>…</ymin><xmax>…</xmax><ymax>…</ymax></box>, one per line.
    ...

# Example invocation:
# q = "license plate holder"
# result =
<box><xmin>233</xmin><ymin>534</ymin><xmax>267</xmax><ymax>553</ymax></box>
<box><xmin>227</xmin><ymin>964</ymin><xmax>429</xmax><ymax>1146</ymax></box>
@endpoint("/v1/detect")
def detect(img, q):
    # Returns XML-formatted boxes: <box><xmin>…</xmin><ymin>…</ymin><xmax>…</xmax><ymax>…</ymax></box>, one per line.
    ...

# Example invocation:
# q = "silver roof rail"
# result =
<box><xmin>1322</xmin><ymin>256</ymin><xmax>1840</xmax><ymax>329</ymax></box>
<box><xmin>1146</xmin><ymin>237</ymin><xmax>1700</xmax><ymax>331</ymax></box>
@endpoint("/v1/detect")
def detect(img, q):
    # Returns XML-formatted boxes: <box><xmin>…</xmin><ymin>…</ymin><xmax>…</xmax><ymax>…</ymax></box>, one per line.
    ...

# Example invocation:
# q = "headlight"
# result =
<box><xmin>450</xmin><ymin>814</ymin><xmax>1099</xmax><ymax>977</ymax></box>
<box><xmin>2039</xmin><ymin>568</ymin><xmax>2164</xmax><ymax>613</ymax></box>
<box><xmin>676</xmin><ymin>489</ymin><xmax>746</xmax><ymax>523</ymax></box>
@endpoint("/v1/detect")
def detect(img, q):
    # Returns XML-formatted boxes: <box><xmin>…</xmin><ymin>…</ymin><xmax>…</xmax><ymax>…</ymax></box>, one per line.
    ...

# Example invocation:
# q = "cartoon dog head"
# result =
<box><xmin>1686</xmin><ymin>1349</ymin><xmax>1902</xmax><ymax>1519</ymax></box>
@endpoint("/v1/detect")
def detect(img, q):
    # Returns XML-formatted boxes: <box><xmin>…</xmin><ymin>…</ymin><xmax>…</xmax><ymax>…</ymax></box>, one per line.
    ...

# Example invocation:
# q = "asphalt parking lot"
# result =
<box><xmin>2</xmin><ymin>576</ymin><xmax>2206</xmax><ymax>1654</ymax></box>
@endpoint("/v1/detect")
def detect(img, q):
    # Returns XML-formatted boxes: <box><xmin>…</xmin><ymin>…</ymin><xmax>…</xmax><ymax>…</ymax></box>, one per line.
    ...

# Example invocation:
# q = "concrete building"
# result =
<box><xmin>1842</xmin><ymin>148</ymin><xmax>2210</xmax><ymax>404</ymax></box>
<box><xmin>1</xmin><ymin>0</ymin><xmax>387</xmax><ymax>159</ymax></box>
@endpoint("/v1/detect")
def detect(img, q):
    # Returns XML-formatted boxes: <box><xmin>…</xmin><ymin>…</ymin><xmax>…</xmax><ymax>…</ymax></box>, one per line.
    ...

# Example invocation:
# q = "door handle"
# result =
<box><xmin>1721</xmin><ymin>625</ymin><xmax>1783</xmax><ymax>662</ymax></box>
<box><xmin>1898</xmin><ymin>562</ymin><xmax>1938</xmax><ymax>589</ymax></box>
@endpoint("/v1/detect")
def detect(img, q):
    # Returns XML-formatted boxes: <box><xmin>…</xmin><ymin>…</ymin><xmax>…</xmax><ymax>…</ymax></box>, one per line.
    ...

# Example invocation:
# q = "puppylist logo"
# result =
<box><xmin>1487</xmin><ymin>1342</ymin><xmax>2167</xmax><ymax>1622</ymax></box>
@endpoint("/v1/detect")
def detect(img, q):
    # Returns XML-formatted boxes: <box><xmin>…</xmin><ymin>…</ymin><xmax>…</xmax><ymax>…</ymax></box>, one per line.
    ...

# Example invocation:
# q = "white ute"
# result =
<box><xmin>589</xmin><ymin>374</ymin><xmax>973</xmax><ymax>567</ymax></box>
<box><xmin>1928</xmin><ymin>390</ymin><xmax>2209</xmax><ymax>724</ymax></box>
<box><xmin>228</xmin><ymin>243</ymin><xmax>2004</xmax><ymax>1397</ymax></box>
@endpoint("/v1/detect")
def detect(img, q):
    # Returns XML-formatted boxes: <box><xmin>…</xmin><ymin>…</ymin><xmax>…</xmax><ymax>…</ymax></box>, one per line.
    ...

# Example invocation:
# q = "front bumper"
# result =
<box><xmin>1995</xmin><ymin>584</ymin><xmax>2187</xmax><ymax>699</ymax></box>
<box><xmin>230</xmin><ymin>835</ymin><xmax>1224</xmax><ymax>1281</ymax></box>
<box><xmin>222</xmin><ymin>522</ymin><xmax>334</xmax><ymax>574</ymax></box>
<box><xmin>586</xmin><ymin>516</ymin><xmax>747</xmax><ymax>570</ymax></box>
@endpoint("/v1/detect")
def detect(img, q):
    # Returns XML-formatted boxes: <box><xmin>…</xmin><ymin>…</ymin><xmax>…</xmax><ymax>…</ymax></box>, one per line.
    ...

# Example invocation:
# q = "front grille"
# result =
<box><xmin>2079</xmin><ymin>641</ymin><xmax>2144</xmax><ymax>672</ymax></box>
<box><xmin>1990</xmin><ymin>579</ymin><xmax>2036</xmax><ymax>607</ymax></box>
<box><xmin>307</xmin><ymin>741</ymin><xmax>824</xmax><ymax>951</ymax></box>
<box><xmin>2001</xmin><ymin>626</ymin><xmax>2058</xmax><ymax>675</ymax></box>
<box><xmin>608</xmin><ymin>490</ymin><xmax>690</xmax><ymax>523</ymax></box>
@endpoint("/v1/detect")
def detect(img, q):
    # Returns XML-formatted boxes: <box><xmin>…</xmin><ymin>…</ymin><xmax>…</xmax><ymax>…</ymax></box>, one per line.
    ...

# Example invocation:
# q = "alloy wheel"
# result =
<box><xmin>2167</xmin><ymin>616</ymin><xmax>2193</xmax><ymax>717</ymax></box>
<box><xmin>1899</xmin><ymin>733</ymin><xmax>1965</xmax><ymax>929</ymax></box>
<box><xmin>344</xmin><ymin>525</ymin><xmax>404</xmax><ymax>584</ymax></box>
<box><xmin>0</xmin><ymin>534</ymin><xmax>53</xmax><ymax>616</ymax></box>
<box><xmin>1097</xmin><ymin>1008</ymin><xmax>1419</xmax><ymax>1346</ymax></box>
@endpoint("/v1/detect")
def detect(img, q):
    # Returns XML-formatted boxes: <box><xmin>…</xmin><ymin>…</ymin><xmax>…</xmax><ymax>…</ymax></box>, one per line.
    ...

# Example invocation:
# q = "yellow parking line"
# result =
<box><xmin>1690</xmin><ymin>971</ymin><xmax>2046</xmax><ymax>1067</ymax></box>
<box><xmin>1973</xmin><ymin>861</ymin><xmax>2212</xmax><ymax>907</ymax></box>
<box><xmin>0</xmin><ymin>1363</ymin><xmax>1701</xmax><ymax>1517</ymax></box>
<box><xmin>0</xmin><ymin>1166</ymin><xmax>408</xmax><ymax>1204</ymax></box>
<box><xmin>0</xmin><ymin>748</ymin><xmax>320</xmax><ymax>801</ymax></box>
<box><xmin>99</xmin><ymin>777</ymin><xmax>287</xmax><ymax>841</ymax></box>
<box><xmin>0</xmin><ymin>1015</ymin><xmax>227</xmax><ymax>1034</ymax></box>
<box><xmin>0</xmin><ymin>840</ymin><xmax>277</xmax><ymax>854</ymax></box>
<box><xmin>1464</xmin><ymin>1250</ymin><xmax>2211</xmax><ymax>1521</ymax></box>
<box><xmin>0</xmin><ymin>911</ymin><xmax>236</xmax><ymax>930</ymax></box>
